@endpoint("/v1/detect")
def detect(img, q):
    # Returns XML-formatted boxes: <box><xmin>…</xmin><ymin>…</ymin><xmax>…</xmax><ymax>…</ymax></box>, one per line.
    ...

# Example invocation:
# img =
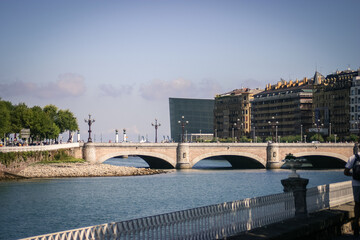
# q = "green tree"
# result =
<box><xmin>56</xmin><ymin>109</ymin><xmax>78</xmax><ymax>141</ymax></box>
<box><xmin>238</xmin><ymin>136</ymin><xmax>252</xmax><ymax>142</ymax></box>
<box><xmin>10</xmin><ymin>103</ymin><xmax>32</xmax><ymax>134</ymax></box>
<box><xmin>29</xmin><ymin>106</ymin><xmax>53</xmax><ymax>141</ymax></box>
<box><xmin>43</xmin><ymin>104</ymin><xmax>59</xmax><ymax>122</ymax></box>
<box><xmin>0</xmin><ymin>100</ymin><xmax>12</xmax><ymax>138</ymax></box>
<box><xmin>280</xmin><ymin>135</ymin><xmax>301</xmax><ymax>143</ymax></box>
<box><xmin>310</xmin><ymin>134</ymin><xmax>324</xmax><ymax>142</ymax></box>
<box><xmin>349</xmin><ymin>134</ymin><xmax>359</xmax><ymax>143</ymax></box>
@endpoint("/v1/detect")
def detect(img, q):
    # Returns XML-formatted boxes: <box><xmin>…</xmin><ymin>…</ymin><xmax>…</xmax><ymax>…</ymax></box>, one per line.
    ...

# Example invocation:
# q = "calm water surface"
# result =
<box><xmin>0</xmin><ymin>157</ymin><xmax>350</xmax><ymax>240</ymax></box>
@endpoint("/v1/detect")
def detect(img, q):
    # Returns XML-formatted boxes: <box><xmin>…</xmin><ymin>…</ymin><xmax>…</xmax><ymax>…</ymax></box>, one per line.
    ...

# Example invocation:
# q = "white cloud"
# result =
<box><xmin>0</xmin><ymin>73</ymin><xmax>86</xmax><ymax>99</ymax></box>
<box><xmin>98</xmin><ymin>83</ymin><xmax>133</xmax><ymax>97</ymax></box>
<box><xmin>139</xmin><ymin>78</ymin><xmax>223</xmax><ymax>101</ymax></box>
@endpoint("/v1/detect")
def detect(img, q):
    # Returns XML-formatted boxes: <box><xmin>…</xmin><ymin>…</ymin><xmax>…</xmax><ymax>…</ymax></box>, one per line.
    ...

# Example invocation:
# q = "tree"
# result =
<box><xmin>310</xmin><ymin>134</ymin><xmax>324</xmax><ymax>142</ymax></box>
<box><xmin>0</xmin><ymin>99</ymin><xmax>12</xmax><ymax>138</ymax></box>
<box><xmin>43</xmin><ymin>104</ymin><xmax>59</xmax><ymax>122</ymax></box>
<box><xmin>56</xmin><ymin>109</ymin><xmax>78</xmax><ymax>142</ymax></box>
<box><xmin>10</xmin><ymin>103</ymin><xmax>32</xmax><ymax>135</ymax></box>
<box><xmin>349</xmin><ymin>134</ymin><xmax>359</xmax><ymax>143</ymax></box>
<box><xmin>29</xmin><ymin>106</ymin><xmax>53</xmax><ymax>141</ymax></box>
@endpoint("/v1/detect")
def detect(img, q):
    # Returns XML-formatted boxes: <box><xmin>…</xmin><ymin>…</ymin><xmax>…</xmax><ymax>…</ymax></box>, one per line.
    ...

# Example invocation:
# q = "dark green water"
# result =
<box><xmin>0</xmin><ymin>157</ymin><xmax>349</xmax><ymax>240</ymax></box>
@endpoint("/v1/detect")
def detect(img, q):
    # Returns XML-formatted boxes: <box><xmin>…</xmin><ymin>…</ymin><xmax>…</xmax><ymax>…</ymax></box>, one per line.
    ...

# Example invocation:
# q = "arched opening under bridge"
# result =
<box><xmin>193</xmin><ymin>155</ymin><xmax>265</xmax><ymax>169</ymax></box>
<box><xmin>192</xmin><ymin>156</ymin><xmax>232</xmax><ymax>169</ymax></box>
<box><xmin>103</xmin><ymin>155</ymin><xmax>174</xmax><ymax>169</ymax></box>
<box><xmin>298</xmin><ymin>155</ymin><xmax>346</xmax><ymax>169</ymax></box>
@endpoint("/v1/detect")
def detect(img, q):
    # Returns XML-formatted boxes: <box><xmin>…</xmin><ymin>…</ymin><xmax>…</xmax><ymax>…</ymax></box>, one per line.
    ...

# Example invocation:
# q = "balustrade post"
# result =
<box><xmin>281</xmin><ymin>177</ymin><xmax>309</xmax><ymax>216</ymax></box>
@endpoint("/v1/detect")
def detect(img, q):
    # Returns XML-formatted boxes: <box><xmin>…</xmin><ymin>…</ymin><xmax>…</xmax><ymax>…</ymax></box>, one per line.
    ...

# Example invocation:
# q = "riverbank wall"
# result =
<box><xmin>0</xmin><ymin>143</ymin><xmax>82</xmax><ymax>177</ymax></box>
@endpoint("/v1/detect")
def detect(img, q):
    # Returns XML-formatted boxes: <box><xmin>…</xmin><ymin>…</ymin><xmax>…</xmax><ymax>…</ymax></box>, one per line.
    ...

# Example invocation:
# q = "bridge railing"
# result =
<box><xmin>0</xmin><ymin>142</ymin><xmax>81</xmax><ymax>153</ymax></box>
<box><xmin>21</xmin><ymin>181</ymin><xmax>353</xmax><ymax>240</ymax></box>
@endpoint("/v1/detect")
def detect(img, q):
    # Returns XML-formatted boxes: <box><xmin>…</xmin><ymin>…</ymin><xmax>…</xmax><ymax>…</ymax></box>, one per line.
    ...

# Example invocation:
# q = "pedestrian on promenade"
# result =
<box><xmin>344</xmin><ymin>146</ymin><xmax>360</xmax><ymax>237</ymax></box>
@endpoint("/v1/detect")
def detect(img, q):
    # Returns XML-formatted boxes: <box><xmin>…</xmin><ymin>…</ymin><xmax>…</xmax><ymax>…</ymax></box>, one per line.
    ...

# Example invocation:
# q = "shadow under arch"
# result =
<box><xmin>97</xmin><ymin>151</ymin><xmax>176</xmax><ymax>169</ymax></box>
<box><xmin>191</xmin><ymin>151</ymin><xmax>266</xmax><ymax>169</ymax></box>
<box><xmin>293</xmin><ymin>152</ymin><xmax>347</xmax><ymax>169</ymax></box>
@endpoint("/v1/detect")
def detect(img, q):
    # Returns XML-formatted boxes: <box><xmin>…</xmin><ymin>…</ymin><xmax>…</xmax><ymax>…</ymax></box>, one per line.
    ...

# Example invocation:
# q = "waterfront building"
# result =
<box><xmin>252</xmin><ymin>78</ymin><xmax>314</xmax><ymax>141</ymax></box>
<box><xmin>313</xmin><ymin>69</ymin><xmax>359</xmax><ymax>139</ymax></box>
<box><xmin>214</xmin><ymin>88</ymin><xmax>262</xmax><ymax>140</ymax></box>
<box><xmin>169</xmin><ymin>98</ymin><xmax>214</xmax><ymax>142</ymax></box>
<box><xmin>349</xmin><ymin>71</ymin><xmax>360</xmax><ymax>136</ymax></box>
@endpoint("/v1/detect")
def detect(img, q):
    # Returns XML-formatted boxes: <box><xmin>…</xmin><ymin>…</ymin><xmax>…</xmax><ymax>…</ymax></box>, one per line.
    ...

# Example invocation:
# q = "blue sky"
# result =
<box><xmin>0</xmin><ymin>0</ymin><xmax>359</xmax><ymax>142</ymax></box>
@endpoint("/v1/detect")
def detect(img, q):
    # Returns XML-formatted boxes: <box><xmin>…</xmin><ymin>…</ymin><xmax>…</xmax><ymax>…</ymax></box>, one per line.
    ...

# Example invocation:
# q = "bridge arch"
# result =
<box><xmin>191</xmin><ymin>151</ymin><xmax>266</xmax><ymax>169</ymax></box>
<box><xmin>292</xmin><ymin>151</ymin><xmax>348</xmax><ymax>169</ymax></box>
<box><xmin>97</xmin><ymin>151</ymin><xmax>176</xmax><ymax>169</ymax></box>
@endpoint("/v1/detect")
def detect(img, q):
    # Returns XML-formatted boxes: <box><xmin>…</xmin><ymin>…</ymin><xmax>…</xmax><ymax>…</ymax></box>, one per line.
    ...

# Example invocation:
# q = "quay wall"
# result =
<box><xmin>0</xmin><ymin>143</ymin><xmax>83</xmax><ymax>176</ymax></box>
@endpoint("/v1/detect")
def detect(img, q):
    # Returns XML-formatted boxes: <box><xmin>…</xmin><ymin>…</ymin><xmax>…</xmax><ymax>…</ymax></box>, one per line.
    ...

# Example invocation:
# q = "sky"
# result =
<box><xmin>0</xmin><ymin>0</ymin><xmax>359</xmax><ymax>142</ymax></box>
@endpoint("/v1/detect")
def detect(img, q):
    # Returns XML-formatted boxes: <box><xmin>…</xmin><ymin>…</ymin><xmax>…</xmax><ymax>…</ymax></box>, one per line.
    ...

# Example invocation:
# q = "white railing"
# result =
<box><xmin>21</xmin><ymin>192</ymin><xmax>295</xmax><ymax>240</ymax></box>
<box><xmin>0</xmin><ymin>143</ymin><xmax>81</xmax><ymax>153</ymax></box>
<box><xmin>307</xmin><ymin>180</ymin><xmax>353</xmax><ymax>213</ymax></box>
<box><xmin>20</xmin><ymin>181</ymin><xmax>354</xmax><ymax>240</ymax></box>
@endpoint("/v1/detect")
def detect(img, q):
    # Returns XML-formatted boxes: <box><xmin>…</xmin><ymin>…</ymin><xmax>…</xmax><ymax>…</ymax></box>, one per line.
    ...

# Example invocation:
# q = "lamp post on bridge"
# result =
<box><xmin>314</xmin><ymin>119</ymin><xmax>323</xmax><ymax>142</ymax></box>
<box><xmin>232</xmin><ymin>123</ymin><xmax>237</xmax><ymax>143</ymax></box>
<box><xmin>151</xmin><ymin>119</ymin><xmax>161</xmax><ymax>143</ymax></box>
<box><xmin>84</xmin><ymin>114</ymin><xmax>95</xmax><ymax>143</ymax></box>
<box><xmin>268</xmin><ymin>116</ymin><xmax>279</xmax><ymax>143</ymax></box>
<box><xmin>178</xmin><ymin>116</ymin><xmax>188</xmax><ymax>143</ymax></box>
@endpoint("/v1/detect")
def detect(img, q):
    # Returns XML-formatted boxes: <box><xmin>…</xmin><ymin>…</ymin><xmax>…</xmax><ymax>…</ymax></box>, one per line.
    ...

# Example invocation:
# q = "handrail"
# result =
<box><xmin>0</xmin><ymin>143</ymin><xmax>81</xmax><ymax>153</ymax></box>
<box><xmin>20</xmin><ymin>180</ymin><xmax>354</xmax><ymax>240</ymax></box>
<box><xmin>21</xmin><ymin>192</ymin><xmax>295</xmax><ymax>240</ymax></box>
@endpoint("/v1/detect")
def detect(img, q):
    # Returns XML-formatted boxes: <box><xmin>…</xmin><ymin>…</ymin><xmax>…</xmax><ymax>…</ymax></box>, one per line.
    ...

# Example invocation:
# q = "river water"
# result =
<box><xmin>0</xmin><ymin>157</ymin><xmax>350</xmax><ymax>240</ymax></box>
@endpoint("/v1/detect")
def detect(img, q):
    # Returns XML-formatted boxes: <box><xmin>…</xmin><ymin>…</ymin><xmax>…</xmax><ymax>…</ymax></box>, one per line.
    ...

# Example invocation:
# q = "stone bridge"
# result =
<box><xmin>83</xmin><ymin>142</ymin><xmax>356</xmax><ymax>169</ymax></box>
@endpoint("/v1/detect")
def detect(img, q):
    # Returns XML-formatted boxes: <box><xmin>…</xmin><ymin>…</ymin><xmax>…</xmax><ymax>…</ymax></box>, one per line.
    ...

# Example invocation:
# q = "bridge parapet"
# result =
<box><xmin>0</xmin><ymin>142</ymin><xmax>82</xmax><ymax>153</ymax></box>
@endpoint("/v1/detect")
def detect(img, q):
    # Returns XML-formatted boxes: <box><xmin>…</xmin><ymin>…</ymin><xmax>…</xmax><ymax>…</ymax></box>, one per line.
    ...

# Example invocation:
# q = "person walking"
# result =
<box><xmin>344</xmin><ymin>147</ymin><xmax>360</xmax><ymax>237</ymax></box>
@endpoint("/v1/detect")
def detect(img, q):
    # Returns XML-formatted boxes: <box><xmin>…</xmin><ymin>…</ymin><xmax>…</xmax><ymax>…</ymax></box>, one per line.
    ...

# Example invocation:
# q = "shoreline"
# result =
<box><xmin>0</xmin><ymin>162</ymin><xmax>171</xmax><ymax>180</ymax></box>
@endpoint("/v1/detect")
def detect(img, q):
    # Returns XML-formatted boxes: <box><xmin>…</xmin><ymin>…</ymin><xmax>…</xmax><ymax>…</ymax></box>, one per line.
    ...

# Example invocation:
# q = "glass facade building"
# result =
<box><xmin>169</xmin><ymin>98</ymin><xmax>214</xmax><ymax>142</ymax></box>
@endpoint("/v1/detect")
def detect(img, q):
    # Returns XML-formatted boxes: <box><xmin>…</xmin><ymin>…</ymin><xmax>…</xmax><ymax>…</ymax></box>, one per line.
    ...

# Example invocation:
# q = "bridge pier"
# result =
<box><xmin>83</xmin><ymin>143</ymin><xmax>97</xmax><ymax>164</ymax></box>
<box><xmin>266</xmin><ymin>143</ymin><xmax>282</xmax><ymax>169</ymax></box>
<box><xmin>176</xmin><ymin>143</ymin><xmax>191</xmax><ymax>169</ymax></box>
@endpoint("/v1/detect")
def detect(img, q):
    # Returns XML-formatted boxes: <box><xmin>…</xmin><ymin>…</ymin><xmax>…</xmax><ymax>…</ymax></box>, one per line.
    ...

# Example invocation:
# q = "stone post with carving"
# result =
<box><xmin>281</xmin><ymin>177</ymin><xmax>309</xmax><ymax>216</ymax></box>
<box><xmin>266</xmin><ymin>142</ymin><xmax>281</xmax><ymax>169</ymax></box>
<box><xmin>176</xmin><ymin>143</ymin><xmax>191</xmax><ymax>169</ymax></box>
<box><xmin>83</xmin><ymin>143</ymin><xmax>97</xmax><ymax>164</ymax></box>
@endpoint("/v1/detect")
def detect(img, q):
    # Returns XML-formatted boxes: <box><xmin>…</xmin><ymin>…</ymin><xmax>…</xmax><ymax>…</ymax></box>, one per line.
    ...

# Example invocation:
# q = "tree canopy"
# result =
<box><xmin>0</xmin><ymin>99</ymin><xmax>78</xmax><ymax>142</ymax></box>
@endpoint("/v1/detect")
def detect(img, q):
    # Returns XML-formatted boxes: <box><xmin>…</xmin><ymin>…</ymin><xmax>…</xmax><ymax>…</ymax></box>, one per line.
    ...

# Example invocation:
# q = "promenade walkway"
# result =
<box><xmin>229</xmin><ymin>202</ymin><xmax>357</xmax><ymax>240</ymax></box>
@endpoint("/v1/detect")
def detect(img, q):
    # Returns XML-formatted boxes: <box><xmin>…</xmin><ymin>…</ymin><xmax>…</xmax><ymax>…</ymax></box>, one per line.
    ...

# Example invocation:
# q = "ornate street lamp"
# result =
<box><xmin>178</xmin><ymin>116</ymin><xmax>189</xmax><ymax>143</ymax></box>
<box><xmin>151</xmin><ymin>119</ymin><xmax>161</xmax><ymax>143</ymax></box>
<box><xmin>232</xmin><ymin>123</ymin><xmax>237</xmax><ymax>143</ymax></box>
<box><xmin>314</xmin><ymin>119</ymin><xmax>324</xmax><ymax>142</ymax></box>
<box><xmin>84</xmin><ymin>114</ymin><xmax>95</xmax><ymax>143</ymax></box>
<box><xmin>268</xmin><ymin>116</ymin><xmax>279</xmax><ymax>143</ymax></box>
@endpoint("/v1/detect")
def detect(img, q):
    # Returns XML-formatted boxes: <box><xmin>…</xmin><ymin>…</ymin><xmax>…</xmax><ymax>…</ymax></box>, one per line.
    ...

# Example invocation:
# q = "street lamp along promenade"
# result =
<box><xmin>178</xmin><ymin>116</ymin><xmax>189</xmax><ymax>143</ymax></box>
<box><xmin>84</xmin><ymin>114</ymin><xmax>95</xmax><ymax>143</ymax></box>
<box><xmin>151</xmin><ymin>119</ymin><xmax>161</xmax><ymax>143</ymax></box>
